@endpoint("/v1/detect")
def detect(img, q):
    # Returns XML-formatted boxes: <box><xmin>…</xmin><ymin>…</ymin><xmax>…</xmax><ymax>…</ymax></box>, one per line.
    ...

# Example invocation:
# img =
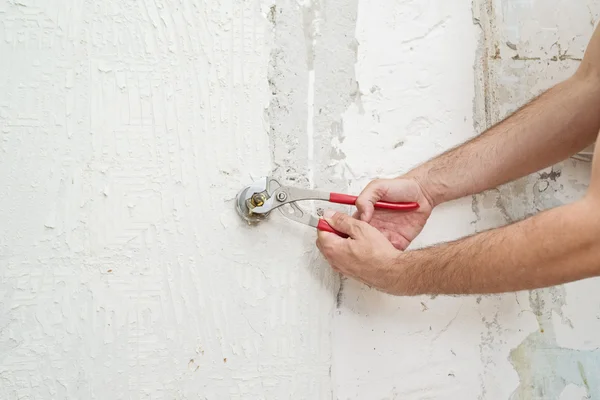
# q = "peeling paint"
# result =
<box><xmin>473</xmin><ymin>1</ymin><xmax>600</xmax><ymax>398</ymax></box>
<box><xmin>509</xmin><ymin>289</ymin><xmax>600</xmax><ymax>399</ymax></box>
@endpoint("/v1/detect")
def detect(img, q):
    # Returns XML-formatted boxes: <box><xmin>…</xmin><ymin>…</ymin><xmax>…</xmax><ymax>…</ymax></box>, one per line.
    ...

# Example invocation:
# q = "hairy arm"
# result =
<box><xmin>408</xmin><ymin>25</ymin><xmax>600</xmax><ymax>207</ymax></box>
<box><xmin>389</xmin><ymin>139</ymin><xmax>600</xmax><ymax>296</ymax></box>
<box><xmin>318</xmin><ymin>25</ymin><xmax>600</xmax><ymax>295</ymax></box>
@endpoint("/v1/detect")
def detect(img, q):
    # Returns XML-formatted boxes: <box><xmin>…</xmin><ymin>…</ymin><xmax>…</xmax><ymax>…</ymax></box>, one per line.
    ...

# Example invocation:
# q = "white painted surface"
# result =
<box><xmin>333</xmin><ymin>1</ymin><xmax>501</xmax><ymax>398</ymax></box>
<box><xmin>480</xmin><ymin>2</ymin><xmax>600</xmax><ymax>398</ymax></box>
<box><xmin>2</xmin><ymin>0</ymin><xmax>600</xmax><ymax>398</ymax></box>
<box><xmin>0</xmin><ymin>0</ymin><xmax>335</xmax><ymax>398</ymax></box>
<box><xmin>335</xmin><ymin>0</ymin><xmax>600</xmax><ymax>399</ymax></box>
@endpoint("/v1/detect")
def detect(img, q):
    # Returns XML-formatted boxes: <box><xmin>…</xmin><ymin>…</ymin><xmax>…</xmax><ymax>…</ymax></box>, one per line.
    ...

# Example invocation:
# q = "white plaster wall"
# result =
<box><xmin>333</xmin><ymin>1</ymin><xmax>497</xmax><ymax>398</ymax></box>
<box><xmin>335</xmin><ymin>1</ymin><xmax>600</xmax><ymax>399</ymax></box>
<box><xmin>0</xmin><ymin>0</ymin><xmax>336</xmax><ymax>398</ymax></box>
<box><xmin>474</xmin><ymin>1</ymin><xmax>600</xmax><ymax>398</ymax></box>
<box><xmin>2</xmin><ymin>0</ymin><xmax>600</xmax><ymax>399</ymax></box>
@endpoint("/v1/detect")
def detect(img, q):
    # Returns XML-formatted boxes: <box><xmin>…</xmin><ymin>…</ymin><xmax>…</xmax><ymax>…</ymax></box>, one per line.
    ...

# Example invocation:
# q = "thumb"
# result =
<box><xmin>355</xmin><ymin>179</ymin><xmax>389</xmax><ymax>222</ymax></box>
<box><xmin>324</xmin><ymin>210</ymin><xmax>361</xmax><ymax>238</ymax></box>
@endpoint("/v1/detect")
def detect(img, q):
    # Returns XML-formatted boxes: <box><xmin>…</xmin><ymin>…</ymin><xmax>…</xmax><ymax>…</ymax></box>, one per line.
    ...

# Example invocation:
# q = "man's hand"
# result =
<box><xmin>316</xmin><ymin>211</ymin><xmax>402</xmax><ymax>292</ymax></box>
<box><xmin>354</xmin><ymin>178</ymin><xmax>434</xmax><ymax>250</ymax></box>
<box><xmin>313</xmin><ymin>21</ymin><xmax>600</xmax><ymax>296</ymax></box>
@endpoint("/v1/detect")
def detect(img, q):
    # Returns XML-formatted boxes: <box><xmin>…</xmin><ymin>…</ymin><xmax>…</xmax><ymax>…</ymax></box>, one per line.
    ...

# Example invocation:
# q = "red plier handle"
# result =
<box><xmin>317</xmin><ymin>219</ymin><xmax>349</xmax><ymax>238</ymax></box>
<box><xmin>316</xmin><ymin>194</ymin><xmax>419</xmax><ymax>238</ymax></box>
<box><xmin>329</xmin><ymin>193</ymin><xmax>419</xmax><ymax>211</ymax></box>
<box><xmin>257</xmin><ymin>179</ymin><xmax>420</xmax><ymax>238</ymax></box>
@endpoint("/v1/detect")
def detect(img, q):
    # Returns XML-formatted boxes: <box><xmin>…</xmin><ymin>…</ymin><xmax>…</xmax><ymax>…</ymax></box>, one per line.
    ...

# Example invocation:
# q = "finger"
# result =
<box><xmin>316</xmin><ymin>236</ymin><xmax>330</xmax><ymax>260</ymax></box>
<box><xmin>316</xmin><ymin>235</ymin><xmax>339</xmax><ymax>272</ymax></box>
<box><xmin>317</xmin><ymin>235</ymin><xmax>346</xmax><ymax>275</ymax></box>
<box><xmin>320</xmin><ymin>210</ymin><xmax>353</xmax><ymax>240</ymax></box>
<box><xmin>355</xmin><ymin>180</ymin><xmax>389</xmax><ymax>222</ymax></box>
<box><xmin>317</xmin><ymin>232</ymin><xmax>345</xmax><ymax>268</ymax></box>
<box><xmin>315</xmin><ymin>236</ymin><xmax>324</xmax><ymax>253</ymax></box>
<box><xmin>317</xmin><ymin>223</ymin><xmax>346</xmax><ymax>248</ymax></box>
<box><xmin>325</xmin><ymin>211</ymin><xmax>364</xmax><ymax>238</ymax></box>
<box><xmin>317</xmin><ymin>226</ymin><xmax>345</xmax><ymax>242</ymax></box>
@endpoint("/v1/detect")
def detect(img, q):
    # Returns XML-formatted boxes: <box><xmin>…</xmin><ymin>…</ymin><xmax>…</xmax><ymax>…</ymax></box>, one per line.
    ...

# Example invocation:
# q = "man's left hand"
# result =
<box><xmin>316</xmin><ymin>211</ymin><xmax>402</xmax><ymax>292</ymax></box>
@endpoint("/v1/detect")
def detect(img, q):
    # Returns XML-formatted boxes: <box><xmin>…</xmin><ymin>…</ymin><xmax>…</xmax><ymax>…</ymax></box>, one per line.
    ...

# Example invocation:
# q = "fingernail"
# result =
<box><xmin>323</xmin><ymin>210</ymin><xmax>336</xmax><ymax>218</ymax></box>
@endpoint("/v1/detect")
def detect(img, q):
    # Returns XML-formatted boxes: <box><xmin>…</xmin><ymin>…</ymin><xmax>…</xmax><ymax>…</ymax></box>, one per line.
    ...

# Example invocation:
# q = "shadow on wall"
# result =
<box><xmin>572</xmin><ymin>143</ymin><xmax>595</xmax><ymax>163</ymax></box>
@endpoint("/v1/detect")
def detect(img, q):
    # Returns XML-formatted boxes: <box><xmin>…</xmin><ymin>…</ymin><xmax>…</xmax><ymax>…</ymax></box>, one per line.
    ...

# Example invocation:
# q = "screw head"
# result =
<box><xmin>276</xmin><ymin>192</ymin><xmax>287</xmax><ymax>202</ymax></box>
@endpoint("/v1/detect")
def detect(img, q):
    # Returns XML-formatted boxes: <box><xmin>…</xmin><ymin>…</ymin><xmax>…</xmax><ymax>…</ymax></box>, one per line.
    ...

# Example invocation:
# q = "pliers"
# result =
<box><xmin>237</xmin><ymin>176</ymin><xmax>420</xmax><ymax>237</ymax></box>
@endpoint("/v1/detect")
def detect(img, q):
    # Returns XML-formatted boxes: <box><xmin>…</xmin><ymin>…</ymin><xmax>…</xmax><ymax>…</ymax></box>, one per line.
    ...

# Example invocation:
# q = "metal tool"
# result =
<box><xmin>235</xmin><ymin>176</ymin><xmax>420</xmax><ymax>237</ymax></box>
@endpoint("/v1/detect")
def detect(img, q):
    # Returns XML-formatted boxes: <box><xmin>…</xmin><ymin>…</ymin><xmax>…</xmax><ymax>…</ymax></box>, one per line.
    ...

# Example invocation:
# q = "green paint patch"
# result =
<box><xmin>509</xmin><ymin>289</ymin><xmax>600</xmax><ymax>399</ymax></box>
<box><xmin>510</xmin><ymin>332</ymin><xmax>600</xmax><ymax>399</ymax></box>
<box><xmin>578</xmin><ymin>361</ymin><xmax>589</xmax><ymax>392</ymax></box>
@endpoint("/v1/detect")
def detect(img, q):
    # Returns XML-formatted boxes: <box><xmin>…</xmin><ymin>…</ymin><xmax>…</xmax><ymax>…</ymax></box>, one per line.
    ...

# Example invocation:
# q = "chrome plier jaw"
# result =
<box><xmin>240</xmin><ymin>176</ymin><xmax>419</xmax><ymax>237</ymax></box>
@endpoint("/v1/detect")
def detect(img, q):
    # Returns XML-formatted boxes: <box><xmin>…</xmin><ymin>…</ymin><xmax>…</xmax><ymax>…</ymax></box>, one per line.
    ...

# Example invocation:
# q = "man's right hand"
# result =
<box><xmin>354</xmin><ymin>178</ymin><xmax>434</xmax><ymax>250</ymax></box>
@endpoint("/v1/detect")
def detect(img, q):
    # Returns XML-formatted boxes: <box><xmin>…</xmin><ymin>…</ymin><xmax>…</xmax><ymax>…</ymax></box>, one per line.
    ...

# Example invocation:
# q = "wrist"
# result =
<box><xmin>388</xmin><ymin>251</ymin><xmax>418</xmax><ymax>296</ymax></box>
<box><xmin>402</xmin><ymin>170</ymin><xmax>443</xmax><ymax>208</ymax></box>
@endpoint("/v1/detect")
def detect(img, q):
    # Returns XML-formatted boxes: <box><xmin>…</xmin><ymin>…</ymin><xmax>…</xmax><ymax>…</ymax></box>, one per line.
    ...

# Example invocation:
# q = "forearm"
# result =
<box><xmin>389</xmin><ymin>198</ymin><xmax>600</xmax><ymax>296</ymax></box>
<box><xmin>406</xmin><ymin>73</ymin><xmax>600</xmax><ymax>207</ymax></box>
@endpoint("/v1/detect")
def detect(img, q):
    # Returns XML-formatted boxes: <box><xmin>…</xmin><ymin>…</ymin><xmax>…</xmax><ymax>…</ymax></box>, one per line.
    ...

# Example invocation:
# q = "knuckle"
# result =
<box><xmin>323</xmin><ymin>242</ymin><xmax>336</xmax><ymax>256</ymax></box>
<box><xmin>351</xmin><ymin>220</ymin><xmax>367</xmax><ymax>236</ymax></box>
<box><xmin>367</xmin><ymin>179</ymin><xmax>383</xmax><ymax>190</ymax></box>
<box><xmin>348</xmin><ymin>244</ymin><xmax>360</xmax><ymax>257</ymax></box>
<box><xmin>332</xmin><ymin>212</ymin><xmax>346</xmax><ymax>223</ymax></box>
<box><xmin>372</xmin><ymin>178</ymin><xmax>387</xmax><ymax>190</ymax></box>
<box><xmin>362</xmin><ymin>179</ymin><xmax>388</xmax><ymax>201</ymax></box>
<box><xmin>347</xmin><ymin>225</ymin><xmax>358</xmax><ymax>237</ymax></box>
<box><xmin>333</xmin><ymin>214</ymin><xmax>350</xmax><ymax>230</ymax></box>
<box><xmin>355</xmin><ymin>222</ymin><xmax>365</xmax><ymax>234</ymax></box>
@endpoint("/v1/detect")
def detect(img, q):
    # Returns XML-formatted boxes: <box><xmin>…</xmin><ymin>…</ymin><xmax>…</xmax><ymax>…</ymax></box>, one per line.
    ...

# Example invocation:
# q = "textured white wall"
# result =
<box><xmin>474</xmin><ymin>1</ymin><xmax>600</xmax><ymax>398</ymax></box>
<box><xmin>333</xmin><ymin>1</ymin><xmax>486</xmax><ymax>398</ymax></box>
<box><xmin>334</xmin><ymin>1</ymin><xmax>600</xmax><ymax>399</ymax></box>
<box><xmin>2</xmin><ymin>0</ymin><xmax>600</xmax><ymax>399</ymax></box>
<box><xmin>0</xmin><ymin>0</ymin><xmax>335</xmax><ymax>398</ymax></box>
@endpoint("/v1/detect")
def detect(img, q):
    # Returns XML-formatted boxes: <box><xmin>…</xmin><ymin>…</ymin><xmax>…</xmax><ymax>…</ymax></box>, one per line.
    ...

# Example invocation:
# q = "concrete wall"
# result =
<box><xmin>0</xmin><ymin>0</ymin><xmax>334</xmax><ymax>398</ymax></box>
<box><xmin>1</xmin><ymin>0</ymin><xmax>599</xmax><ymax>399</ymax></box>
<box><xmin>472</xmin><ymin>1</ymin><xmax>600</xmax><ymax>398</ymax></box>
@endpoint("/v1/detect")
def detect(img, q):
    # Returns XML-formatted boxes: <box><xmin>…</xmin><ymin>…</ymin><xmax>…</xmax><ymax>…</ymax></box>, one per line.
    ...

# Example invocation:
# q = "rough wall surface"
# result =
<box><xmin>2</xmin><ymin>0</ymin><xmax>600</xmax><ymax>399</ymax></box>
<box><xmin>335</xmin><ymin>0</ymin><xmax>600</xmax><ymax>399</ymax></box>
<box><xmin>0</xmin><ymin>0</ymin><xmax>335</xmax><ymax>398</ymax></box>
<box><xmin>333</xmin><ymin>1</ymin><xmax>489</xmax><ymax>398</ymax></box>
<box><xmin>474</xmin><ymin>1</ymin><xmax>600</xmax><ymax>398</ymax></box>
